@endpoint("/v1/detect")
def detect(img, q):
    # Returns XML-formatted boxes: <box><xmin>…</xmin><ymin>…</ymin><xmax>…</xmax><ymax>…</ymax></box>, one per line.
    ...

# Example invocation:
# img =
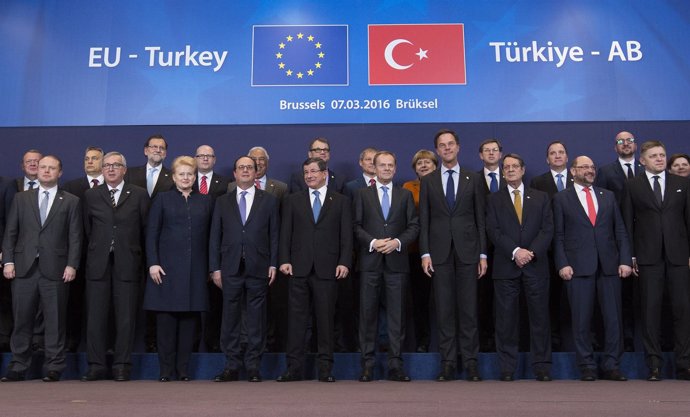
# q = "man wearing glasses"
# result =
<box><xmin>192</xmin><ymin>145</ymin><xmax>229</xmax><ymax>200</ymax></box>
<box><xmin>288</xmin><ymin>137</ymin><xmax>345</xmax><ymax>194</ymax></box>
<box><xmin>553</xmin><ymin>156</ymin><xmax>632</xmax><ymax>382</ymax></box>
<box><xmin>124</xmin><ymin>134</ymin><xmax>174</xmax><ymax>199</ymax></box>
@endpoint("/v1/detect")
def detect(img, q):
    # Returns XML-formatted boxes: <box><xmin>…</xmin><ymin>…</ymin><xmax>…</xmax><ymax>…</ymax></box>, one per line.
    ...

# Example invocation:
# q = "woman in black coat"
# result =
<box><xmin>144</xmin><ymin>156</ymin><xmax>213</xmax><ymax>381</ymax></box>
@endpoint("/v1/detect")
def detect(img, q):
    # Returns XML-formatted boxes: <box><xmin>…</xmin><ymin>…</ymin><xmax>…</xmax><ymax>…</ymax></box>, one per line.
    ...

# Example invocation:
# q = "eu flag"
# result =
<box><xmin>252</xmin><ymin>25</ymin><xmax>349</xmax><ymax>86</ymax></box>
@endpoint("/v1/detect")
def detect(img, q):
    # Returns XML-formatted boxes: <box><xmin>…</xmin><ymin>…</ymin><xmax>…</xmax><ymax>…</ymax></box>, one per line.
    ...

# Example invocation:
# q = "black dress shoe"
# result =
<box><xmin>499</xmin><ymin>372</ymin><xmax>514</xmax><ymax>382</ymax></box>
<box><xmin>247</xmin><ymin>370</ymin><xmax>262</xmax><ymax>382</ymax></box>
<box><xmin>81</xmin><ymin>370</ymin><xmax>107</xmax><ymax>382</ymax></box>
<box><xmin>647</xmin><ymin>368</ymin><xmax>662</xmax><ymax>381</ymax></box>
<box><xmin>436</xmin><ymin>365</ymin><xmax>456</xmax><ymax>382</ymax></box>
<box><xmin>276</xmin><ymin>371</ymin><xmax>302</xmax><ymax>382</ymax></box>
<box><xmin>179</xmin><ymin>376</ymin><xmax>191</xmax><ymax>382</ymax></box>
<box><xmin>159</xmin><ymin>376</ymin><xmax>171</xmax><ymax>382</ymax></box>
<box><xmin>676</xmin><ymin>368</ymin><xmax>690</xmax><ymax>380</ymax></box>
<box><xmin>213</xmin><ymin>369</ymin><xmax>239</xmax><ymax>382</ymax></box>
<box><xmin>42</xmin><ymin>371</ymin><xmax>61</xmax><ymax>382</ymax></box>
<box><xmin>416</xmin><ymin>344</ymin><xmax>429</xmax><ymax>353</ymax></box>
<box><xmin>359</xmin><ymin>367</ymin><xmax>374</xmax><ymax>382</ymax></box>
<box><xmin>318</xmin><ymin>373</ymin><xmax>336</xmax><ymax>383</ymax></box>
<box><xmin>465</xmin><ymin>365</ymin><xmax>482</xmax><ymax>382</ymax></box>
<box><xmin>601</xmin><ymin>369</ymin><xmax>627</xmax><ymax>381</ymax></box>
<box><xmin>112</xmin><ymin>369</ymin><xmax>130</xmax><ymax>382</ymax></box>
<box><xmin>1</xmin><ymin>371</ymin><xmax>25</xmax><ymax>382</ymax></box>
<box><xmin>387</xmin><ymin>368</ymin><xmax>411</xmax><ymax>382</ymax></box>
<box><xmin>580</xmin><ymin>368</ymin><xmax>596</xmax><ymax>381</ymax></box>
<box><xmin>535</xmin><ymin>371</ymin><xmax>552</xmax><ymax>382</ymax></box>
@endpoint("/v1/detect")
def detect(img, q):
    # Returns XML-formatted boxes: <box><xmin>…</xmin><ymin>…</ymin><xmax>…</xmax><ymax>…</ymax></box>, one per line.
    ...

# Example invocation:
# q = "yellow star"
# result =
<box><xmin>307</xmin><ymin>35</ymin><xmax>314</xmax><ymax>41</ymax></box>
<box><xmin>297</xmin><ymin>72</ymin><xmax>304</xmax><ymax>78</ymax></box>
<box><xmin>314</xmin><ymin>42</ymin><xmax>322</xmax><ymax>49</ymax></box>
<box><xmin>307</xmin><ymin>69</ymin><xmax>314</xmax><ymax>76</ymax></box>
<box><xmin>278</xmin><ymin>62</ymin><xmax>285</xmax><ymax>69</ymax></box>
<box><xmin>275</xmin><ymin>52</ymin><xmax>283</xmax><ymax>59</ymax></box>
<box><xmin>286</xmin><ymin>69</ymin><xmax>293</xmax><ymax>76</ymax></box>
<box><xmin>278</xmin><ymin>42</ymin><xmax>285</xmax><ymax>49</ymax></box>
<box><xmin>286</xmin><ymin>35</ymin><xmax>293</xmax><ymax>42</ymax></box>
<box><xmin>297</xmin><ymin>33</ymin><xmax>304</xmax><ymax>39</ymax></box>
<box><xmin>318</xmin><ymin>52</ymin><xmax>325</xmax><ymax>58</ymax></box>
<box><xmin>315</xmin><ymin>62</ymin><xmax>322</xmax><ymax>69</ymax></box>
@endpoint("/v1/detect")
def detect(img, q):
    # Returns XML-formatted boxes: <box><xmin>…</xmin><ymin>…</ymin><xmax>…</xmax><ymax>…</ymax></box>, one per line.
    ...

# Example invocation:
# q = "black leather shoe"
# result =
<box><xmin>647</xmin><ymin>368</ymin><xmax>662</xmax><ymax>382</ymax></box>
<box><xmin>676</xmin><ymin>368</ymin><xmax>690</xmax><ymax>380</ymax></box>
<box><xmin>179</xmin><ymin>376</ymin><xmax>191</xmax><ymax>382</ymax></box>
<box><xmin>388</xmin><ymin>368</ymin><xmax>411</xmax><ymax>382</ymax></box>
<box><xmin>276</xmin><ymin>371</ymin><xmax>302</xmax><ymax>382</ymax></box>
<box><xmin>159</xmin><ymin>376</ymin><xmax>171</xmax><ymax>382</ymax></box>
<box><xmin>1</xmin><ymin>371</ymin><xmax>25</xmax><ymax>382</ymax></box>
<box><xmin>247</xmin><ymin>370</ymin><xmax>262</xmax><ymax>382</ymax></box>
<box><xmin>318</xmin><ymin>373</ymin><xmax>336</xmax><ymax>382</ymax></box>
<box><xmin>465</xmin><ymin>365</ymin><xmax>482</xmax><ymax>382</ymax></box>
<box><xmin>81</xmin><ymin>369</ymin><xmax>107</xmax><ymax>382</ymax></box>
<box><xmin>535</xmin><ymin>371</ymin><xmax>552</xmax><ymax>382</ymax></box>
<box><xmin>42</xmin><ymin>371</ymin><xmax>61</xmax><ymax>382</ymax></box>
<box><xmin>112</xmin><ymin>369</ymin><xmax>130</xmax><ymax>382</ymax></box>
<box><xmin>213</xmin><ymin>369</ymin><xmax>239</xmax><ymax>382</ymax></box>
<box><xmin>359</xmin><ymin>367</ymin><xmax>374</xmax><ymax>382</ymax></box>
<box><xmin>601</xmin><ymin>369</ymin><xmax>627</xmax><ymax>381</ymax></box>
<box><xmin>436</xmin><ymin>365</ymin><xmax>456</xmax><ymax>382</ymax></box>
<box><xmin>416</xmin><ymin>344</ymin><xmax>429</xmax><ymax>353</ymax></box>
<box><xmin>499</xmin><ymin>372</ymin><xmax>513</xmax><ymax>382</ymax></box>
<box><xmin>580</xmin><ymin>368</ymin><xmax>596</xmax><ymax>381</ymax></box>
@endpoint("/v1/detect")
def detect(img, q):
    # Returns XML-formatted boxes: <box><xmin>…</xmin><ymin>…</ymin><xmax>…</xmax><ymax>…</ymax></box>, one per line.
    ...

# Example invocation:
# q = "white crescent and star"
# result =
<box><xmin>384</xmin><ymin>39</ymin><xmax>429</xmax><ymax>71</ymax></box>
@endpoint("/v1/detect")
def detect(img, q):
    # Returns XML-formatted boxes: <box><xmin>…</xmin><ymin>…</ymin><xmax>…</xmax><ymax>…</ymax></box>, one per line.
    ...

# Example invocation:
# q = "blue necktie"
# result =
<box><xmin>28</xmin><ymin>181</ymin><xmax>36</xmax><ymax>190</ymax></box>
<box><xmin>239</xmin><ymin>191</ymin><xmax>247</xmax><ymax>224</ymax></box>
<box><xmin>381</xmin><ymin>185</ymin><xmax>390</xmax><ymax>219</ymax></box>
<box><xmin>445</xmin><ymin>169</ymin><xmax>456</xmax><ymax>210</ymax></box>
<box><xmin>39</xmin><ymin>191</ymin><xmax>49</xmax><ymax>226</ymax></box>
<box><xmin>147</xmin><ymin>167</ymin><xmax>158</xmax><ymax>196</ymax></box>
<box><xmin>489</xmin><ymin>172</ymin><xmax>498</xmax><ymax>193</ymax></box>
<box><xmin>312</xmin><ymin>190</ymin><xmax>321</xmax><ymax>222</ymax></box>
<box><xmin>556</xmin><ymin>173</ymin><xmax>565</xmax><ymax>192</ymax></box>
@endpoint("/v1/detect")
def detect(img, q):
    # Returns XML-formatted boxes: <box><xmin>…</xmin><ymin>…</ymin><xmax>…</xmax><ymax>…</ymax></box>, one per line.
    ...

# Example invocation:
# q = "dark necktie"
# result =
<box><xmin>28</xmin><ymin>180</ymin><xmax>36</xmax><ymax>190</ymax></box>
<box><xmin>312</xmin><ymin>190</ymin><xmax>321</xmax><ymax>222</ymax></box>
<box><xmin>489</xmin><ymin>172</ymin><xmax>498</xmax><ymax>193</ymax></box>
<box><xmin>653</xmin><ymin>175</ymin><xmax>663</xmax><ymax>205</ymax></box>
<box><xmin>625</xmin><ymin>163</ymin><xmax>634</xmax><ymax>179</ymax></box>
<box><xmin>369</xmin><ymin>178</ymin><xmax>376</xmax><ymax>187</ymax></box>
<box><xmin>254</xmin><ymin>179</ymin><xmax>261</xmax><ymax>190</ymax></box>
<box><xmin>445</xmin><ymin>169</ymin><xmax>456</xmax><ymax>210</ymax></box>
<box><xmin>556</xmin><ymin>174</ymin><xmax>565</xmax><ymax>192</ymax></box>
<box><xmin>110</xmin><ymin>188</ymin><xmax>118</xmax><ymax>207</ymax></box>
<box><xmin>91</xmin><ymin>178</ymin><xmax>100</xmax><ymax>188</ymax></box>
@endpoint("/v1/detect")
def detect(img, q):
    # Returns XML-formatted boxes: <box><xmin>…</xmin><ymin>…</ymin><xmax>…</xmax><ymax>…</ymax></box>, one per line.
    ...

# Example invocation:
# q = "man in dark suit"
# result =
<box><xmin>354</xmin><ymin>151</ymin><xmax>418</xmax><ymax>382</ymax></box>
<box><xmin>60</xmin><ymin>146</ymin><xmax>104</xmax><ymax>352</ymax></box>
<box><xmin>288</xmin><ymin>137</ymin><xmax>345</xmax><ymax>193</ymax></box>
<box><xmin>343</xmin><ymin>147</ymin><xmax>378</xmax><ymax>200</ymax></box>
<box><xmin>192</xmin><ymin>145</ymin><xmax>229</xmax><ymax>199</ymax></box>
<box><xmin>123</xmin><ymin>134</ymin><xmax>174</xmax><ymax>199</ymax></box>
<box><xmin>419</xmin><ymin>129</ymin><xmax>487</xmax><ymax>382</ymax></box>
<box><xmin>595</xmin><ymin>131</ymin><xmax>644</xmax><ymax>352</ymax></box>
<box><xmin>486</xmin><ymin>154</ymin><xmax>553</xmax><ymax>381</ymax></box>
<box><xmin>1</xmin><ymin>155</ymin><xmax>82</xmax><ymax>382</ymax></box>
<box><xmin>81</xmin><ymin>152</ymin><xmax>150</xmax><ymax>382</ymax></box>
<box><xmin>529</xmin><ymin>140</ymin><xmax>573</xmax><ymax>351</ymax></box>
<box><xmin>622</xmin><ymin>140</ymin><xmax>690</xmax><ymax>381</ymax></box>
<box><xmin>0</xmin><ymin>176</ymin><xmax>15</xmax><ymax>352</ymax></box>
<box><xmin>209</xmin><ymin>156</ymin><xmax>279</xmax><ymax>383</ymax></box>
<box><xmin>277</xmin><ymin>157</ymin><xmax>352</xmax><ymax>382</ymax></box>
<box><xmin>553</xmin><ymin>156</ymin><xmax>632</xmax><ymax>382</ymax></box>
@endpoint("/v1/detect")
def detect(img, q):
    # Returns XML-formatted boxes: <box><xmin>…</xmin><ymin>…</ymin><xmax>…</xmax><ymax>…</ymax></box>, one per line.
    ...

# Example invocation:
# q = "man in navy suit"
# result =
<box><xmin>353</xmin><ymin>151</ymin><xmax>419</xmax><ymax>382</ymax></box>
<box><xmin>343</xmin><ymin>147</ymin><xmax>378</xmax><ymax>200</ymax></box>
<box><xmin>419</xmin><ymin>129</ymin><xmax>487</xmax><ymax>382</ymax></box>
<box><xmin>288</xmin><ymin>137</ymin><xmax>345</xmax><ymax>194</ymax></box>
<box><xmin>277</xmin><ymin>157</ymin><xmax>352</xmax><ymax>383</ymax></box>
<box><xmin>486</xmin><ymin>154</ymin><xmax>553</xmax><ymax>381</ymax></box>
<box><xmin>553</xmin><ymin>156</ymin><xmax>632</xmax><ymax>382</ymax></box>
<box><xmin>209</xmin><ymin>156</ymin><xmax>279</xmax><ymax>383</ymax></box>
<box><xmin>622</xmin><ymin>140</ymin><xmax>690</xmax><ymax>381</ymax></box>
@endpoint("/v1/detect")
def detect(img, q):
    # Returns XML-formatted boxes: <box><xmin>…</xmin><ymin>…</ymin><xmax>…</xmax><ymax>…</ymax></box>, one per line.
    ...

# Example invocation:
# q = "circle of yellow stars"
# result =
<box><xmin>275</xmin><ymin>32</ymin><xmax>325</xmax><ymax>79</ymax></box>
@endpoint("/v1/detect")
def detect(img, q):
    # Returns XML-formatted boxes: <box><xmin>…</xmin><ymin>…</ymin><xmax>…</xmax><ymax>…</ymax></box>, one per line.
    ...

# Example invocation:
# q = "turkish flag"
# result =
<box><xmin>368</xmin><ymin>24</ymin><xmax>466</xmax><ymax>85</ymax></box>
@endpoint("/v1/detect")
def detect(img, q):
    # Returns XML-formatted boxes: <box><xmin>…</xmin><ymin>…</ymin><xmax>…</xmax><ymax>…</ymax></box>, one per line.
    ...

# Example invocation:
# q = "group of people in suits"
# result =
<box><xmin>1</xmin><ymin>129</ymin><xmax>689</xmax><ymax>383</ymax></box>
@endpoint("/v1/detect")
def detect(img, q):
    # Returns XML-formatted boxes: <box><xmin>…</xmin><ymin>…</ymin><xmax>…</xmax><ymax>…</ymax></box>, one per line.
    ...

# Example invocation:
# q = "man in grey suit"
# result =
<box><xmin>419</xmin><ymin>129</ymin><xmax>487</xmax><ymax>382</ymax></box>
<box><xmin>1</xmin><ymin>155</ymin><xmax>82</xmax><ymax>382</ymax></box>
<box><xmin>209</xmin><ymin>156</ymin><xmax>279</xmax><ymax>383</ymax></box>
<box><xmin>354</xmin><ymin>151</ymin><xmax>418</xmax><ymax>382</ymax></box>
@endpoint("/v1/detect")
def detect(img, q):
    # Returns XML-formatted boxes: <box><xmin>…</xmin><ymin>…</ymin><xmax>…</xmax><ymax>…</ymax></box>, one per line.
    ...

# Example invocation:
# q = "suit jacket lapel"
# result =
<box><xmin>245</xmin><ymin>190</ymin><xmax>263</xmax><ymax>224</ymax></box>
<box><xmin>42</xmin><ymin>190</ymin><xmax>64</xmax><ymax>228</ymax></box>
<box><xmin>117</xmin><ymin>184</ymin><xmax>132</xmax><ymax>207</ymax></box>
<box><xmin>567</xmin><ymin>187</ymin><xmax>591</xmax><ymax>223</ymax></box>
<box><xmin>504</xmin><ymin>188</ymin><xmax>521</xmax><ymax>225</ymax></box>
<box><xmin>29</xmin><ymin>189</ymin><xmax>41</xmax><ymax>225</ymax></box>
<box><xmin>386</xmin><ymin>185</ymin><xmax>400</xmax><ymax>221</ymax></box>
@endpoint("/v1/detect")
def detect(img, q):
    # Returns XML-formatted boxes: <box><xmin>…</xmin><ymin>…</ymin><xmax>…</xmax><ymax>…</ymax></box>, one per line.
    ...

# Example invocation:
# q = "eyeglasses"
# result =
<box><xmin>147</xmin><ymin>145</ymin><xmax>166</xmax><ymax>151</ymax></box>
<box><xmin>310</xmin><ymin>148</ymin><xmax>330</xmax><ymax>153</ymax></box>
<box><xmin>573</xmin><ymin>165</ymin><xmax>596</xmax><ymax>171</ymax></box>
<box><xmin>103</xmin><ymin>163</ymin><xmax>125</xmax><ymax>169</ymax></box>
<box><xmin>616</xmin><ymin>138</ymin><xmax>635</xmax><ymax>145</ymax></box>
<box><xmin>303</xmin><ymin>169</ymin><xmax>325</xmax><ymax>175</ymax></box>
<box><xmin>503</xmin><ymin>164</ymin><xmax>522</xmax><ymax>170</ymax></box>
<box><xmin>236</xmin><ymin>165</ymin><xmax>255</xmax><ymax>171</ymax></box>
<box><xmin>195</xmin><ymin>154</ymin><xmax>215</xmax><ymax>159</ymax></box>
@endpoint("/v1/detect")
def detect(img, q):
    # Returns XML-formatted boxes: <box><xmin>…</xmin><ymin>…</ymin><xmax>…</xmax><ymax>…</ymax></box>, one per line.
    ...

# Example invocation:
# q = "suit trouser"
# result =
<box><xmin>433</xmin><ymin>249</ymin><xmax>479</xmax><ymax>369</ymax></box>
<box><xmin>156</xmin><ymin>311</ymin><xmax>197</xmax><ymax>378</ymax></box>
<box><xmin>220</xmin><ymin>265</ymin><xmax>268</xmax><ymax>371</ymax></box>
<box><xmin>359</xmin><ymin>269</ymin><xmax>407</xmax><ymax>370</ymax></box>
<box><xmin>409</xmin><ymin>253</ymin><xmax>431</xmax><ymax>349</ymax></box>
<box><xmin>85</xmin><ymin>254</ymin><xmax>139</xmax><ymax>372</ymax></box>
<box><xmin>639</xmin><ymin>261</ymin><xmax>690</xmax><ymax>369</ymax></box>
<box><xmin>9</xmin><ymin>262</ymin><xmax>68</xmax><ymax>373</ymax></box>
<box><xmin>494</xmin><ymin>274</ymin><xmax>551</xmax><ymax>373</ymax></box>
<box><xmin>285</xmin><ymin>272</ymin><xmax>337</xmax><ymax>374</ymax></box>
<box><xmin>564</xmin><ymin>271</ymin><xmax>623</xmax><ymax>371</ymax></box>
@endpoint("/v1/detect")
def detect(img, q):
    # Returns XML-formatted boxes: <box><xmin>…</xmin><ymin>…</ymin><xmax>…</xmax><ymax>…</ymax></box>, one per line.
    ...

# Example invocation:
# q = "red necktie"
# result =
<box><xmin>583</xmin><ymin>187</ymin><xmax>596</xmax><ymax>226</ymax></box>
<box><xmin>369</xmin><ymin>178</ymin><xmax>376</xmax><ymax>187</ymax></box>
<box><xmin>91</xmin><ymin>178</ymin><xmax>99</xmax><ymax>188</ymax></box>
<box><xmin>254</xmin><ymin>179</ymin><xmax>261</xmax><ymax>190</ymax></box>
<box><xmin>200</xmin><ymin>175</ymin><xmax>208</xmax><ymax>195</ymax></box>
